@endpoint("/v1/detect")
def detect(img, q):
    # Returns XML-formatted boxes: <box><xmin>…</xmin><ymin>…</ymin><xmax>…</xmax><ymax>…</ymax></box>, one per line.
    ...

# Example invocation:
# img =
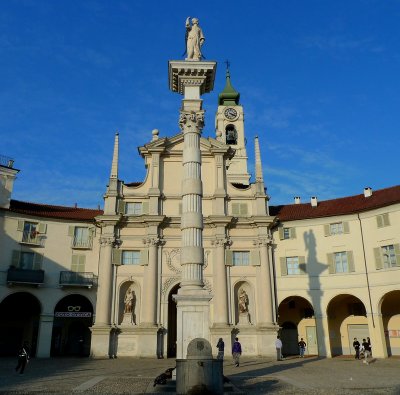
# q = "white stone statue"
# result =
<box><xmin>238</xmin><ymin>288</ymin><xmax>249</xmax><ymax>313</ymax></box>
<box><xmin>124</xmin><ymin>287</ymin><xmax>136</xmax><ymax>314</ymax></box>
<box><xmin>185</xmin><ymin>17</ymin><xmax>205</xmax><ymax>61</ymax></box>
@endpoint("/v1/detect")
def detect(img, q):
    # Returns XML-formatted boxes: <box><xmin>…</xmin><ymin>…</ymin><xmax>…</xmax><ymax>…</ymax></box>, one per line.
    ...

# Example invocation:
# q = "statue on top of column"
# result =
<box><xmin>185</xmin><ymin>17</ymin><xmax>205</xmax><ymax>61</ymax></box>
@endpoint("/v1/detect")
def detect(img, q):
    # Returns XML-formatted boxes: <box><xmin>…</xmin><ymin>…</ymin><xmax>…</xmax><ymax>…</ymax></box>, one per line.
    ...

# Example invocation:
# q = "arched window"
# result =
<box><xmin>225</xmin><ymin>124</ymin><xmax>238</xmax><ymax>145</ymax></box>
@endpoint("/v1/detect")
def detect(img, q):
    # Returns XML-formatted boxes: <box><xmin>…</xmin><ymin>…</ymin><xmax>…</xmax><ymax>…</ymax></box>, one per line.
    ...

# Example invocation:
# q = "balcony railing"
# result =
<box><xmin>59</xmin><ymin>271</ymin><xmax>97</xmax><ymax>288</ymax></box>
<box><xmin>7</xmin><ymin>268</ymin><xmax>45</xmax><ymax>285</ymax></box>
<box><xmin>71</xmin><ymin>236</ymin><xmax>93</xmax><ymax>249</ymax></box>
<box><xmin>21</xmin><ymin>231</ymin><xmax>44</xmax><ymax>246</ymax></box>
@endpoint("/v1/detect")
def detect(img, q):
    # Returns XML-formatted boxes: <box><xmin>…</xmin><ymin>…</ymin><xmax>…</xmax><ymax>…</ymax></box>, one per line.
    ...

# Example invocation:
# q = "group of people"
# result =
<box><xmin>353</xmin><ymin>337</ymin><xmax>372</xmax><ymax>364</ymax></box>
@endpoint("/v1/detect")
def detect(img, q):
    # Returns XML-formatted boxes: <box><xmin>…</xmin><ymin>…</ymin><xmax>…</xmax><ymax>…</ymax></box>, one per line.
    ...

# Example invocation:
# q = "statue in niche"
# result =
<box><xmin>238</xmin><ymin>288</ymin><xmax>249</xmax><ymax>313</ymax></box>
<box><xmin>185</xmin><ymin>17</ymin><xmax>205</xmax><ymax>61</ymax></box>
<box><xmin>124</xmin><ymin>287</ymin><xmax>136</xmax><ymax>314</ymax></box>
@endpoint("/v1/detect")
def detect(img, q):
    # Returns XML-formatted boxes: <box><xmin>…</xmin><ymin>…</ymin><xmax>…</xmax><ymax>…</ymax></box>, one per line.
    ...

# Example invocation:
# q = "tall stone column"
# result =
<box><xmin>255</xmin><ymin>237</ymin><xmax>274</xmax><ymax>326</ymax></box>
<box><xmin>168</xmin><ymin>60</ymin><xmax>216</xmax><ymax>359</ymax></box>
<box><xmin>211</xmin><ymin>237</ymin><xmax>229</xmax><ymax>326</ymax></box>
<box><xmin>141</xmin><ymin>237</ymin><xmax>161</xmax><ymax>326</ymax></box>
<box><xmin>90</xmin><ymin>235</ymin><xmax>114</xmax><ymax>357</ymax></box>
<box><xmin>36</xmin><ymin>314</ymin><xmax>54</xmax><ymax>358</ymax></box>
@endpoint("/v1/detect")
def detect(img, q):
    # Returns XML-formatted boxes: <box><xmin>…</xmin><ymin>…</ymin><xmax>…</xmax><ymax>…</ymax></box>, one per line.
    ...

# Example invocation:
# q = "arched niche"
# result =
<box><xmin>118</xmin><ymin>280</ymin><xmax>140</xmax><ymax>326</ymax></box>
<box><xmin>233</xmin><ymin>281</ymin><xmax>253</xmax><ymax>325</ymax></box>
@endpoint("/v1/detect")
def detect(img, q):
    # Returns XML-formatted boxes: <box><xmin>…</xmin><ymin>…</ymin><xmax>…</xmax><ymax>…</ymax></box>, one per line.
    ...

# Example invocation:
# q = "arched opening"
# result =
<box><xmin>0</xmin><ymin>292</ymin><xmax>41</xmax><ymax>356</ymax></box>
<box><xmin>327</xmin><ymin>294</ymin><xmax>367</xmax><ymax>356</ymax></box>
<box><xmin>51</xmin><ymin>294</ymin><xmax>93</xmax><ymax>357</ymax></box>
<box><xmin>380</xmin><ymin>290</ymin><xmax>400</xmax><ymax>356</ymax></box>
<box><xmin>225</xmin><ymin>124</ymin><xmax>237</xmax><ymax>145</ymax></box>
<box><xmin>167</xmin><ymin>284</ymin><xmax>180</xmax><ymax>358</ymax></box>
<box><xmin>278</xmin><ymin>296</ymin><xmax>317</xmax><ymax>356</ymax></box>
<box><xmin>233</xmin><ymin>281</ymin><xmax>253</xmax><ymax>325</ymax></box>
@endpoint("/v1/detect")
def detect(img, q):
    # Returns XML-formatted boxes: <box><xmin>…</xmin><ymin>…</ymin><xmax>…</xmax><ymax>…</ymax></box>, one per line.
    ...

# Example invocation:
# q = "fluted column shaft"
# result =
<box><xmin>141</xmin><ymin>238</ymin><xmax>159</xmax><ymax>325</ymax></box>
<box><xmin>179</xmin><ymin>110</ymin><xmax>205</xmax><ymax>290</ymax></box>
<box><xmin>95</xmin><ymin>236</ymin><xmax>114</xmax><ymax>325</ymax></box>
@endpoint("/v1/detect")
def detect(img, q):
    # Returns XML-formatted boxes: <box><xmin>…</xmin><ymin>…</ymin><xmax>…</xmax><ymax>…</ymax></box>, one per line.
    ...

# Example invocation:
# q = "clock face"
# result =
<box><xmin>224</xmin><ymin>107</ymin><xmax>238</xmax><ymax>120</ymax></box>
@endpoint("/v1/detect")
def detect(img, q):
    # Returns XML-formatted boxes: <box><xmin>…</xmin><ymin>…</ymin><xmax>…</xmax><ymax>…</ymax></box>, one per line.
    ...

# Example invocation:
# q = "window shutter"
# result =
<box><xmin>89</xmin><ymin>226</ymin><xmax>96</xmax><ymax>236</ymax></box>
<box><xmin>232</xmin><ymin>203</ymin><xmax>239</xmax><ymax>216</ymax></box>
<box><xmin>290</xmin><ymin>227</ymin><xmax>297</xmax><ymax>239</ymax></box>
<box><xmin>251</xmin><ymin>250</ymin><xmax>260</xmax><ymax>266</ymax></box>
<box><xmin>140</xmin><ymin>250</ymin><xmax>148</xmax><ymax>266</ymax></box>
<box><xmin>347</xmin><ymin>251</ymin><xmax>355</xmax><ymax>272</ymax></box>
<box><xmin>383</xmin><ymin>213</ymin><xmax>390</xmax><ymax>227</ymax></box>
<box><xmin>17</xmin><ymin>220</ymin><xmax>24</xmax><ymax>231</ymax></box>
<box><xmin>225</xmin><ymin>250</ymin><xmax>233</xmax><ymax>266</ymax></box>
<box><xmin>376</xmin><ymin>215</ymin><xmax>383</xmax><ymax>228</ymax></box>
<box><xmin>240</xmin><ymin>203</ymin><xmax>248</xmax><ymax>215</ymax></box>
<box><xmin>343</xmin><ymin>222</ymin><xmax>350</xmax><ymax>234</ymax></box>
<box><xmin>142</xmin><ymin>201</ymin><xmax>149</xmax><ymax>214</ymax></box>
<box><xmin>374</xmin><ymin>247</ymin><xmax>383</xmax><ymax>270</ymax></box>
<box><xmin>280</xmin><ymin>257</ymin><xmax>288</xmax><ymax>276</ymax></box>
<box><xmin>394</xmin><ymin>244</ymin><xmax>400</xmax><ymax>267</ymax></box>
<box><xmin>112</xmin><ymin>249</ymin><xmax>122</xmax><ymax>265</ymax></box>
<box><xmin>11</xmin><ymin>250</ymin><xmax>20</xmax><ymax>267</ymax></box>
<box><xmin>33</xmin><ymin>253</ymin><xmax>43</xmax><ymax>270</ymax></box>
<box><xmin>327</xmin><ymin>253</ymin><xmax>335</xmax><ymax>274</ymax></box>
<box><xmin>71</xmin><ymin>254</ymin><xmax>79</xmax><ymax>270</ymax></box>
<box><xmin>79</xmin><ymin>255</ymin><xmax>86</xmax><ymax>271</ymax></box>
<box><xmin>38</xmin><ymin>223</ymin><xmax>47</xmax><ymax>234</ymax></box>
<box><xmin>68</xmin><ymin>226</ymin><xmax>75</xmax><ymax>237</ymax></box>
<box><xmin>117</xmin><ymin>200</ymin><xmax>126</xmax><ymax>215</ymax></box>
<box><xmin>324</xmin><ymin>224</ymin><xmax>330</xmax><ymax>237</ymax></box>
<box><xmin>278</xmin><ymin>227</ymin><xmax>284</xmax><ymax>240</ymax></box>
<box><xmin>299</xmin><ymin>256</ymin><xmax>306</xmax><ymax>274</ymax></box>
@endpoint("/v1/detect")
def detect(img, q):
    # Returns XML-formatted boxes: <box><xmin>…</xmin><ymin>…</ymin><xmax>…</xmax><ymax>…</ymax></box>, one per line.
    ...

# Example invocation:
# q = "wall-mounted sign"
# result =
<box><xmin>55</xmin><ymin>312</ymin><xmax>92</xmax><ymax>318</ymax></box>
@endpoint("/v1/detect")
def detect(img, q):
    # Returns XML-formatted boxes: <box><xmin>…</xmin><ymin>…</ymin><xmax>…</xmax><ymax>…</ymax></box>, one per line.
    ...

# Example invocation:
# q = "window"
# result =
<box><xmin>286</xmin><ymin>256</ymin><xmax>300</xmax><ymax>275</ymax></box>
<box><xmin>374</xmin><ymin>244</ymin><xmax>400</xmax><ymax>270</ymax></box>
<box><xmin>126</xmin><ymin>202</ymin><xmax>143</xmax><ymax>215</ymax></box>
<box><xmin>232</xmin><ymin>251</ymin><xmax>250</xmax><ymax>266</ymax></box>
<box><xmin>17</xmin><ymin>220</ymin><xmax>47</xmax><ymax>245</ymax></box>
<box><xmin>376</xmin><ymin>213</ymin><xmax>390</xmax><ymax>228</ymax></box>
<box><xmin>334</xmin><ymin>252</ymin><xmax>348</xmax><ymax>273</ymax></box>
<box><xmin>11</xmin><ymin>250</ymin><xmax>43</xmax><ymax>270</ymax></box>
<box><xmin>279</xmin><ymin>227</ymin><xmax>296</xmax><ymax>240</ymax></box>
<box><xmin>122</xmin><ymin>251</ymin><xmax>141</xmax><ymax>265</ymax></box>
<box><xmin>324</xmin><ymin>222</ymin><xmax>349</xmax><ymax>236</ymax></box>
<box><xmin>71</xmin><ymin>255</ymin><xmax>86</xmax><ymax>272</ymax></box>
<box><xmin>382</xmin><ymin>245</ymin><xmax>397</xmax><ymax>268</ymax></box>
<box><xmin>231</xmin><ymin>203</ymin><xmax>248</xmax><ymax>216</ymax></box>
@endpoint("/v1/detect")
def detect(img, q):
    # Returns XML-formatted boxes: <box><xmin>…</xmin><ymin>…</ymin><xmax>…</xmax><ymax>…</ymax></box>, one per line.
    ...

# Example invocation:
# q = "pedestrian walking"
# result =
<box><xmin>367</xmin><ymin>337</ymin><xmax>372</xmax><ymax>356</ymax></box>
<box><xmin>275</xmin><ymin>335</ymin><xmax>283</xmax><ymax>361</ymax></box>
<box><xmin>353</xmin><ymin>338</ymin><xmax>360</xmax><ymax>359</ymax></box>
<box><xmin>232</xmin><ymin>337</ymin><xmax>242</xmax><ymax>367</ymax></box>
<box><xmin>15</xmin><ymin>342</ymin><xmax>30</xmax><ymax>374</ymax></box>
<box><xmin>216</xmin><ymin>338</ymin><xmax>225</xmax><ymax>360</ymax></box>
<box><xmin>362</xmin><ymin>338</ymin><xmax>371</xmax><ymax>365</ymax></box>
<box><xmin>298</xmin><ymin>338</ymin><xmax>306</xmax><ymax>358</ymax></box>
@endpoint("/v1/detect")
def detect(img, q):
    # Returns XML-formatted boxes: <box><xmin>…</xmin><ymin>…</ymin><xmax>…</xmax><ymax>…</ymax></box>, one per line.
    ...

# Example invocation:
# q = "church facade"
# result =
<box><xmin>0</xmin><ymin>65</ymin><xmax>399</xmax><ymax>360</ymax></box>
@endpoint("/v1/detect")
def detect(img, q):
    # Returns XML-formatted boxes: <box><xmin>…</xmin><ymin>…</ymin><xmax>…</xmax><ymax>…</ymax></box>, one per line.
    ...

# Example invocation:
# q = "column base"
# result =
<box><xmin>90</xmin><ymin>325</ymin><xmax>112</xmax><ymax>358</ymax></box>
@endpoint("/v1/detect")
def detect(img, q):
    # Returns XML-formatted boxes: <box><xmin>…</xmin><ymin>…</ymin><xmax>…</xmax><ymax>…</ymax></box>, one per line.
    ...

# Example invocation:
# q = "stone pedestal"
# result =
<box><xmin>238</xmin><ymin>312</ymin><xmax>251</xmax><ymax>326</ymax></box>
<box><xmin>90</xmin><ymin>325</ymin><xmax>112</xmax><ymax>358</ymax></box>
<box><xmin>117</xmin><ymin>326</ymin><xmax>158</xmax><ymax>357</ymax></box>
<box><xmin>176</xmin><ymin>338</ymin><xmax>223</xmax><ymax>395</ymax></box>
<box><xmin>120</xmin><ymin>312</ymin><xmax>135</xmax><ymax>326</ymax></box>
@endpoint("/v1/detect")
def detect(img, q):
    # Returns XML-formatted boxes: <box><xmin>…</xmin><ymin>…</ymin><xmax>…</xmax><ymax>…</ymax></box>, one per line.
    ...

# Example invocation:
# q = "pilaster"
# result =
<box><xmin>36</xmin><ymin>314</ymin><xmax>54</xmax><ymax>358</ymax></box>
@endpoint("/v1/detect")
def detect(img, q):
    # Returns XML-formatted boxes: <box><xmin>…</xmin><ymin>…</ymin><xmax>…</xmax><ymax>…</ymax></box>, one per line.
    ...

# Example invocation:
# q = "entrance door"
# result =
<box><xmin>348</xmin><ymin>324</ymin><xmax>369</xmax><ymax>355</ymax></box>
<box><xmin>306</xmin><ymin>326</ymin><xmax>318</xmax><ymax>355</ymax></box>
<box><xmin>281</xmin><ymin>322</ymin><xmax>299</xmax><ymax>355</ymax></box>
<box><xmin>167</xmin><ymin>285</ymin><xmax>179</xmax><ymax>358</ymax></box>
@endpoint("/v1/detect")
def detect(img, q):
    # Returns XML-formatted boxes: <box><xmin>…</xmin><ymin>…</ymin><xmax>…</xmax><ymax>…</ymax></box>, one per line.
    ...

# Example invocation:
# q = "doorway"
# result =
<box><xmin>167</xmin><ymin>284</ymin><xmax>179</xmax><ymax>358</ymax></box>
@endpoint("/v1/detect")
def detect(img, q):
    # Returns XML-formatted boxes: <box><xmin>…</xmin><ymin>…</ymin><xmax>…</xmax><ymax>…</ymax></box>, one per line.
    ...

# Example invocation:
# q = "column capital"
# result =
<box><xmin>99</xmin><ymin>236</ymin><xmax>116</xmax><ymax>247</ymax></box>
<box><xmin>253</xmin><ymin>236</ymin><xmax>273</xmax><ymax>247</ymax></box>
<box><xmin>211</xmin><ymin>236</ymin><xmax>231</xmax><ymax>247</ymax></box>
<box><xmin>142</xmin><ymin>236</ymin><xmax>164</xmax><ymax>246</ymax></box>
<box><xmin>179</xmin><ymin>110</ymin><xmax>205</xmax><ymax>132</ymax></box>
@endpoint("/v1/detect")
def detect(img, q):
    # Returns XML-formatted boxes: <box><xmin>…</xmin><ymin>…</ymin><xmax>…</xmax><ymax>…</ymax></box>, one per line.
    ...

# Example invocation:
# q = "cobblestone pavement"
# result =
<box><xmin>1</xmin><ymin>355</ymin><xmax>399</xmax><ymax>394</ymax></box>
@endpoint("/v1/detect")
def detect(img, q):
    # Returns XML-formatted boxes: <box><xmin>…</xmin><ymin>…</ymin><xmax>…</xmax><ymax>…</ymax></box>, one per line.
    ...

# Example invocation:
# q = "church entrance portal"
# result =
<box><xmin>167</xmin><ymin>284</ymin><xmax>179</xmax><ymax>358</ymax></box>
<box><xmin>51</xmin><ymin>294</ymin><xmax>93</xmax><ymax>356</ymax></box>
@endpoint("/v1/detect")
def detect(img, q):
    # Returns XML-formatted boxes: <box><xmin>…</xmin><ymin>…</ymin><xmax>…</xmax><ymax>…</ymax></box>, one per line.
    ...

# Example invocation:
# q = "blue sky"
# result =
<box><xmin>1</xmin><ymin>0</ymin><xmax>399</xmax><ymax>209</ymax></box>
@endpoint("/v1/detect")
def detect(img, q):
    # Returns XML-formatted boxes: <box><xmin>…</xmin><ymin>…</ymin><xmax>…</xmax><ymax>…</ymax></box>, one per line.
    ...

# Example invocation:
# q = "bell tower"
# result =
<box><xmin>215</xmin><ymin>65</ymin><xmax>250</xmax><ymax>185</ymax></box>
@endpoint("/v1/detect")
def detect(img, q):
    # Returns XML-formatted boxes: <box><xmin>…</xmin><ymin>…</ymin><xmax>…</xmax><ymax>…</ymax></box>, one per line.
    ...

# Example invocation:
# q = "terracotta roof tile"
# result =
<box><xmin>7</xmin><ymin>200</ymin><xmax>103</xmax><ymax>221</ymax></box>
<box><xmin>270</xmin><ymin>185</ymin><xmax>400</xmax><ymax>221</ymax></box>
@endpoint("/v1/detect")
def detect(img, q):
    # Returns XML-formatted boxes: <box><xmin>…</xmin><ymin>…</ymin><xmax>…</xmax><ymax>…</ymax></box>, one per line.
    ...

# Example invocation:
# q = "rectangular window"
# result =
<box><xmin>232</xmin><ymin>203</ymin><xmax>248</xmax><ymax>216</ymax></box>
<box><xmin>71</xmin><ymin>255</ymin><xmax>86</xmax><ymax>272</ymax></box>
<box><xmin>382</xmin><ymin>245</ymin><xmax>397</xmax><ymax>268</ymax></box>
<box><xmin>126</xmin><ymin>202</ymin><xmax>143</xmax><ymax>215</ymax></box>
<box><xmin>279</xmin><ymin>227</ymin><xmax>296</xmax><ymax>240</ymax></box>
<box><xmin>330</xmin><ymin>223</ymin><xmax>343</xmax><ymax>235</ymax></box>
<box><xmin>286</xmin><ymin>256</ymin><xmax>300</xmax><ymax>275</ymax></box>
<box><xmin>73</xmin><ymin>227</ymin><xmax>90</xmax><ymax>248</ymax></box>
<box><xmin>283</xmin><ymin>228</ymin><xmax>291</xmax><ymax>239</ymax></box>
<box><xmin>19</xmin><ymin>252</ymin><xmax>35</xmax><ymax>270</ymax></box>
<box><xmin>376</xmin><ymin>213</ymin><xmax>390</xmax><ymax>228</ymax></box>
<box><xmin>122</xmin><ymin>251</ymin><xmax>141</xmax><ymax>265</ymax></box>
<box><xmin>232</xmin><ymin>251</ymin><xmax>250</xmax><ymax>266</ymax></box>
<box><xmin>334</xmin><ymin>252</ymin><xmax>348</xmax><ymax>273</ymax></box>
<box><xmin>22</xmin><ymin>221</ymin><xmax>38</xmax><ymax>243</ymax></box>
